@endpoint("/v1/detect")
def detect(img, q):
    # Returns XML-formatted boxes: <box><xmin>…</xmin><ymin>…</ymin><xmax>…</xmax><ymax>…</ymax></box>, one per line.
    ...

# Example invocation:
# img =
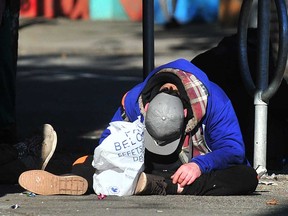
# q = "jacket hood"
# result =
<box><xmin>139</xmin><ymin>58</ymin><xmax>209</xmax><ymax>133</ymax></box>
<box><xmin>145</xmin><ymin>58</ymin><xmax>211</xmax><ymax>92</ymax></box>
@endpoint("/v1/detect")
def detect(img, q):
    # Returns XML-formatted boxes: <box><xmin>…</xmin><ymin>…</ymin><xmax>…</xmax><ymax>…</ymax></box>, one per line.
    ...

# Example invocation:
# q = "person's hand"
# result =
<box><xmin>171</xmin><ymin>162</ymin><xmax>201</xmax><ymax>188</ymax></box>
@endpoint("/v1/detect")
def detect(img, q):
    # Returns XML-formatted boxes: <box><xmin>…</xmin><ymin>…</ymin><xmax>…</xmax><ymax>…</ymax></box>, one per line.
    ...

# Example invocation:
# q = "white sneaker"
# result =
<box><xmin>41</xmin><ymin>124</ymin><xmax>57</xmax><ymax>170</ymax></box>
<box><xmin>15</xmin><ymin>124</ymin><xmax>57</xmax><ymax>170</ymax></box>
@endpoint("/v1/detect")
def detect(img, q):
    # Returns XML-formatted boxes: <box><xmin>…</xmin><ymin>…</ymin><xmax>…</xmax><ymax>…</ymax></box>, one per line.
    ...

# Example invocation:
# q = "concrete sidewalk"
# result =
<box><xmin>0</xmin><ymin>18</ymin><xmax>287</xmax><ymax>216</ymax></box>
<box><xmin>0</xmin><ymin>178</ymin><xmax>288</xmax><ymax>216</ymax></box>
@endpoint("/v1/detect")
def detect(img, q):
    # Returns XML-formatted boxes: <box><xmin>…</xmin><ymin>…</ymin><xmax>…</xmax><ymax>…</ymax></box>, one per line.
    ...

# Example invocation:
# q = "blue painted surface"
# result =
<box><xmin>90</xmin><ymin>0</ymin><xmax>128</xmax><ymax>20</ymax></box>
<box><xmin>155</xmin><ymin>0</ymin><xmax>219</xmax><ymax>24</ymax></box>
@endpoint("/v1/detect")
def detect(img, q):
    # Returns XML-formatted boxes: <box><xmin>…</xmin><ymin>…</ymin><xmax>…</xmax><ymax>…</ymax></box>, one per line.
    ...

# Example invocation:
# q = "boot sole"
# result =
<box><xmin>134</xmin><ymin>172</ymin><xmax>147</xmax><ymax>194</ymax></box>
<box><xmin>18</xmin><ymin>170</ymin><xmax>88</xmax><ymax>195</ymax></box>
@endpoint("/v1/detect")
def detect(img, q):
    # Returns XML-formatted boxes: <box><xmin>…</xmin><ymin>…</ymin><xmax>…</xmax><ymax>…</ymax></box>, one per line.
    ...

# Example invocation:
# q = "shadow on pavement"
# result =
<box><xmin>16</xmin><ymin>54</ymin><xmax>143</xmax><ymax>173</ymax></box>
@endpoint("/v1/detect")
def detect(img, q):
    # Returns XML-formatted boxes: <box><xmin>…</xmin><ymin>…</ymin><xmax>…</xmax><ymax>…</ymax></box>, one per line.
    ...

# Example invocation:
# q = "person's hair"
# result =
<box><xmin>159</xmin><ymin>87</ymin><xmax>179</xmax><ymax>97</ymax></box>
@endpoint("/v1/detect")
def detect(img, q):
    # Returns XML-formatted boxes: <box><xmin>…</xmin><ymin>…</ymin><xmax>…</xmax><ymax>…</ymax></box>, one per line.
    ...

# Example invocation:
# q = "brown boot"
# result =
<box><xmin>134</xmin><ymin>172</ymin><xmax>167</xmax><ymax>195</ymax></box>
<box><xmin>18</xmin><ymin>170</ymin><xmax>88</xmax><ymax>195</ymax></box>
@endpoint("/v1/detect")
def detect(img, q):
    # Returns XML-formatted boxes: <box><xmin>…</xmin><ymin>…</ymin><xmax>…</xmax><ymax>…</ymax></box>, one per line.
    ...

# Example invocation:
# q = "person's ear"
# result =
<box><xmin>184</xmin><ymin>108</ymin><xmax>187</xmax><ymax>118</ymax></box>
<box><xmin>145</xmin><ymin>103</ymin><xmax>149</xmax><ymax>112</ymax></box>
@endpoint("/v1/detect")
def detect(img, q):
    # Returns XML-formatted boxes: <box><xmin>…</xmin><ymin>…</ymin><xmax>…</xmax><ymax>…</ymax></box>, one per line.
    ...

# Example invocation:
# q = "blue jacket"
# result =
<box><xmin>100</xmin><ymin>59</ymin><xmax>248</xmax><ymax>173</ymax></box>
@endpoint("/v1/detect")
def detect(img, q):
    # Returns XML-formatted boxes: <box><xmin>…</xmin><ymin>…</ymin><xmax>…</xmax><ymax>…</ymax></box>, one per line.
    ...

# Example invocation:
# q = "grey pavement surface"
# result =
<box><xmin>0</xmin><ymin>18</ymin><xmax>288</xmax><ymax>215</ymax></box>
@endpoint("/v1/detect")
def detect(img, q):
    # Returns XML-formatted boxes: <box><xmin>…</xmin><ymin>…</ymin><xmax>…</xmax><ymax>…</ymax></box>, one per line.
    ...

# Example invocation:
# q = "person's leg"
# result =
<box><xmin>16</xmin><ymin>125</ymin><xmax>88</xmax><ymax>195</ymax></box>
<box><xmin>0</xmin><ymin>143</ymin><xmax>18</xmax><ymax>164</ymax></box>
<box><xmin>159</xmin><ymin>0</ymin><xmax>172</xmax><ymax>22</ymax></box>
<box><xmin>134</xmin><ymin>172</ymin><xmax>168</xmax><ymax>195</ymax></box>
<box><xmin>0</xmin><ymin>123</ymin><xmax>58</xmax><ymax>184</ymax></box>
<box><xmin>0</xmin><ymin>0</ymin><xmax>22</xmax><ymax>185</ymax></box>
<box><xmin>71</xmin><ymin>155</ymin><xmax>94</xmax><ymax>193</ymax></box>
<box><xmin>14</xmin><ymin>124</ymin><xmax>57</xmax><ymax>170</ymax></box>
<box><xmin>0</xmin><ymin>154</ymin><xmax>27</xmax><ymax>184</ymax></box>
<box><xmin>135</xmin><ymin>165</ymin><xmax>258</xmax><ymax>196</ymax></box>
<box><xmin>158</xmin><ymin>0</ymin><xmax>179</xmax><ymax>29</ymax></box>
<box><xmin>181</xmin><ymin>165</ymin><xmax>258</xmax><ymax>196</ymax></box>
<box><xmin>0</xmin><ymin>143</ymin><xmax>27</xmax><ymax>184</ymax></box>
<box><xmin>135</xmin><ymin>159</ymin><xmax>180</xmax><ymax>195</ymax></box>
<box><xmin>18</xmin><ymin>155</ymin><xmax>93</xmax><ymax>196</ymax></box>
<box><xmin>0</xmin><ymin>0</ymin><xmax>20</xmax><ymax>145</ymax></box>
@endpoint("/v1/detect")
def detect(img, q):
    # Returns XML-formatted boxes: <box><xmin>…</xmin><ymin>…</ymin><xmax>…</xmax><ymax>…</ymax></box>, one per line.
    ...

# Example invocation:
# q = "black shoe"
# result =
<box><xmin>14</xmin><ymin>124</ymin><xmax>57</xmax><ymax>170</ymax></box>
<box><xmin>164</xmin><ymin>17</ymin><xmax>181</xmax><ymax>29</ymax></box>
<box><xmin>134</xmin><ymin>172</ymin><xmax>167</xmax><ymax>195</ymax></box>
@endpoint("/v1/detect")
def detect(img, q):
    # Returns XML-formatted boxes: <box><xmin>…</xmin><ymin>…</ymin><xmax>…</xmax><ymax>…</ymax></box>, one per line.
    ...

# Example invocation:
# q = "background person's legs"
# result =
<box><xmin>0</xmin><ymin>143</ymin><xmax>26</xmax><ymax>184</ymax></box>
<box><xmin>158</xmin><ymin>0</ymin><xmax>179</xmax><ymax>28</ymax></box>
<box><xmin>0</xmin><ymin>0</ymin><xmax>23</xmax><ymax>184</ymax></box>
<box><xmin>0</xmin><ymin>159</ymin><xmax>26</xmax><ymax>184</ymax></box>
<box><xmin>0</xmin><ymin>0</ymin><xmax>19</xmax><ymax>145</ymax></box>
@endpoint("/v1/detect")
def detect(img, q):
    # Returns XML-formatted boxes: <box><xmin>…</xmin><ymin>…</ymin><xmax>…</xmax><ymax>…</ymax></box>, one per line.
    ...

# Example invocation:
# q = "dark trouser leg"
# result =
<box><xmin>0</xmin><ymin>142</ymin><xmax>27</xmax><ymax>184</ymax></box>
<box><xmin>71</xmin><ymin>155</ymin><xmax>94</xmax><ymax>193</ymax></box>
<box><xmin>180</xmin><ymin>165</ymin><xmax>258</xmax><ymax>196</ymax></box>
<box><xmin>0</xmin><ymin>0</ymin><xmax>20</xmax><ymax>145</ymax></box>
<box><xmin>0</xmin><ymin>0</ymin><xmax>26</xmax><ymax>185</ymax></box>
<box><xmin>0</xmin><ymin>143</ymin><xmax>18</xmax><ymax>164</ymax></box>
<box><xmin>0</xmin><ymin>158</ymin><xmax>27</xmax><ymax>184</ymax></box>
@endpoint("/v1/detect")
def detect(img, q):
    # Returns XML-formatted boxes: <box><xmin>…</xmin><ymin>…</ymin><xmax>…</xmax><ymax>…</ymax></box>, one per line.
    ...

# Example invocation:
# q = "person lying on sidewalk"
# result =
<box><xmin>18</xmin><ymin>59</ymin><xmax>258</xmax><ymax>196</ymax></box>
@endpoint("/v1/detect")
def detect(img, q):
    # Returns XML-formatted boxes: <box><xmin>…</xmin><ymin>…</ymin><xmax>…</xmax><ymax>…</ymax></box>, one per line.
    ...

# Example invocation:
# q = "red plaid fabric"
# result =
<box><xmin>157</xmin><ymin>69</ymin><xmax>210</xmax><ymax>160</ymax></box>
<box><xmin>157</xmin><ymin>69</ymin><xmax>208</xmax><ymax>133</ymax></box>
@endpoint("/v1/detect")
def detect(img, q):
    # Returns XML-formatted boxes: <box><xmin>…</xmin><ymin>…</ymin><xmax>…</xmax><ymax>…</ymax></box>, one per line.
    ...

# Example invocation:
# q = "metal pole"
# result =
<box><xmin>253</xmin><ymin>0</ymin><xmax>271</xmax><ymax>169</ymax></box>
<box><xmin>238</xmin><ymin>0</ymin><xmax>288</xmax><ymax>169</ymax></box>
<box><xmin>142</xmin><ymin>0</ymin><xmax>155</xmax><ymax>80</ymax></box>
<box><xmin>257</xmin><ymin>0</ymin><xmax>270</xmax><ymax>91</ymax></box>
<box><xmin>253</xmin><ymin>91</ymin><xmax>268</xmax><ymax>168</ymax></box>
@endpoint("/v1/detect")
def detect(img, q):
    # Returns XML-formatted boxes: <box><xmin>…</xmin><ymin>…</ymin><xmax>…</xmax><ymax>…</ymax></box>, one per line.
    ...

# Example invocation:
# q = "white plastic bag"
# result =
<box><xmin>92</xmin><ymin>118</ymin><xmax>145</xmax><ymax>196</ymax></box>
